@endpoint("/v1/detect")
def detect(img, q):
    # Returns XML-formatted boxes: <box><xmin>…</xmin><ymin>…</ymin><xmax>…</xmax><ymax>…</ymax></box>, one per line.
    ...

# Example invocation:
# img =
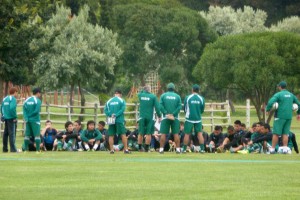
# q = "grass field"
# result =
<box><xmin>0</xmin><ymin>151</ymin><xmax>300</xmax><ymax>200</ymax></box>
<box><xmin>1</xmin><ymin>101</ymin><xmax>300</xmax><ymax>200</ymax></box>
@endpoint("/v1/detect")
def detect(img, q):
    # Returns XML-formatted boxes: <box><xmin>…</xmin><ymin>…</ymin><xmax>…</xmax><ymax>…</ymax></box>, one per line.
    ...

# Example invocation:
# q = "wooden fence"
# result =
<box><xmin>0</xmin><ymin>101</ymin><xmax>231</xmax><ymax>136</ymax></box>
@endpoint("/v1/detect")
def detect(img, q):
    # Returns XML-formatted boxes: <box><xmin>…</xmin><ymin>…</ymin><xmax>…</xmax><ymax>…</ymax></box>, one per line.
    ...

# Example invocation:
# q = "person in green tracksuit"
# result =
<box><xmin>80</xmin><ymin>120</ymin><xmax>103</xmax><ymax>151</ymax></box>
<box><xmin>182</xmin><ymin>84</ymin><xmax>205</xmax><ymax>153</ymax></box>
<box><xmin>23</xmin><ymin>88</ymin><xmax>42</xmax><ymax>153</ymax></box>
<box><xmin>266</xmin><ymin>81</ymin><xmax>300</xmax><ymax>154</ymax></box>
<box><xmin>137</xmin><ymin>85</ymin><xmax>161</xmax><ymax>152</ymax></box>
<box><xmin>104</xmin><ymin>89</ymin><xmax>130</xmax><ymax>154</ymax></box>
<box><xmin>1</xmin><ymin>87</ymin><xmax>18</xmax><ymax>153</ymax></box>
<box><xmin>159</xmin><ymin>83</ymin><xmax>182</xmax><ymax>154</ymax></box>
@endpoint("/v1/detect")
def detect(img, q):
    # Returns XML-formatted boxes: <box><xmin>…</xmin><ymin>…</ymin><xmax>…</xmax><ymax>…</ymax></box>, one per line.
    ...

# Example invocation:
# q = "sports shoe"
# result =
<box><xmin>216</xmin><ymin>147</ymin><xmax>223</xmax><ymax>153</ymax></box>
<box><xmin>176</xmin><ymin>150</ymin><xmax>181</xmax><ymax>154</ymax></box>
<box><xmin>110</xmin><ymin>150</ymin><xmax>115</xmax><ymax>154</ymax></box>
<box><xmin>159</xmin><ymin>151</ymin><xmax>164</xmax><ymax>154</ymax></box>
<box><xmin>269</xmin><ymin>150</ymin><xmax>276</xmax><ymax>154</ymax></box>
<box><xmin>124</xmin><ymin>150</ymin><xmax>131</xmax><ymax>154</ymax></box>
<box><xmin>36</xmin><ymin>151</ymin><xmax>44</xmax><ymax>154</ymax></box>
<box><xmin>182</xmin><ymin>150</ymin><xmax>187</xmax><ymax>154</ymax></box>
<box><xmin>199</xmin><ymin>150</ymin><xmax>205</xmax><ymax>154</ymax></box>
<box><xmin>237</xmin><ymin>150</ymin><xmax>249</xmax><ymax>154</ymax></box>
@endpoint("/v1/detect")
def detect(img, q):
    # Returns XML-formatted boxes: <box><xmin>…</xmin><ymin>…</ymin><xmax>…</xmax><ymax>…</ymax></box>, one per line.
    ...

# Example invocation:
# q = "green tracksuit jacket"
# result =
<box><xmin>104</xmin><ymin>96</ymin><xmax>126</xmax><ymax>123</ymax></box>
<box><xmin>23</xmin><ymin>96</ymin><xmax>41</xmax><ymax>122</ymax></box>
<box><xmin>266</xmin><ymin>89</ymin><xmax>300</xmax><ymax>119</ymax></box>
<box><xmin>184</xmin><ymin>93</ymin><xmax>205</xmax><ymax>123</ymax></box>
<box><xmin>1</xmin><ymin>95</ymin><xmax>17</xmax><ymax>119</ymax></box>
<box><xmin>159</xmin><ymin>91</ymin><xmax>182</xmax><ymax>118</ymax></box>
<box><xmin>138</xmin><ymin>90</ymin><xmax>161</xmax><ymax>120</ymax></box>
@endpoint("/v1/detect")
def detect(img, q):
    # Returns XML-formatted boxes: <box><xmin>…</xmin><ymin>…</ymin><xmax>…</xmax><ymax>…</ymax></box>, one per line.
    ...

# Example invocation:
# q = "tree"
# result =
<box><xmin>31</xmin><ymin>5</ymin><xmax>122</xmax><ymax>117</ymax></box>
<box><xmin>199</xmin><ymin>5</ymin><xmax>267</xmax><ymax>36</ymax></box>
<box><xmin>111</xmin><ymin>2</ymin><xmax>216</xmax><ymax>95</ymax></box>
<box><xmin>270</xmin><ymin>16</ymin><xmax>300</xmax><ymax>34</ymax></box>
<box><xmin>193</xmin><ymin>32</ymin><xmax>300</xmax><ymax>123</ymax></box>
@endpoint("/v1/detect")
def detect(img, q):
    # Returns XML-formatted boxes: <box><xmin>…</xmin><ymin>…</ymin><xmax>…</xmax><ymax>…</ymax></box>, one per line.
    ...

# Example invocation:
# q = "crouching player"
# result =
<box><xmin>81</xmin><ymin>120</ymin><xmax>103</xmax><ymax>151</ymax></box>
<box><xmin>56</xmin><ymin>121</ymin><xmax>77</xmax><ymax>151</ymax></box>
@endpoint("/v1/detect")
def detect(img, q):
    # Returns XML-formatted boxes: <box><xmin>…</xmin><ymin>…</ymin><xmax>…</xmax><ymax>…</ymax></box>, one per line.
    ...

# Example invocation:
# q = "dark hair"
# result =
<box><xmin>167</xmin><ymin>88</ymin><xmax>174</xmax><ymax>92</ymax></box>
<box><xmin>252</xmin><ymin>122</ymin><xmax>257</xmax><ymax>128</ymax></box>
<box><xmin>263</xmin><ymin>123</ymin><xmax>270</xmax><ymax>131</ymax></box>
<box><xmin>115</xmin><ymin>89</ymin><xmax>122</xmax><ymax>94</ymax></box>
<box><xmin>65</xmin><ymin>121</ymin><xmax>73</xmax><ymax>129</ymax></box>
<box><xmin>9</xmin><ymin>87</ymin><xmax>18</xmax><ymax>95</ymax></box>
<box><xmin>45</xmin><ymin>120</ymin><xmax>52</xmax><ymax>124</ymax></box>
<box><xmin>227</xmin><ymin>125</ymin><xmax>234</xmax><ymax>131</ymax></box>
<box><xmin>193</xmin><ymin>88</ymin><xmax>199</xmax><ymax>93</ymax></box>
<box><xmin>32</xmin><ymin>87</ymin><xmax>41</xmax><ymax>95</ymax></box>
<box><xmin>74</xmin><ymin>120</ymin><xmax>81</xmax><ymax>126</ymax></box>
<box><xmin>214</xmin><ymin>125</ymin><xmax>222</xmax><ymax>131</ymax></box>
<box><xmin>257</xmin><ymin>121</ymin><xmax>264</xmax><ymax>126</ymax></box>
<box><xmin>234</xmin><ymin>120</ymin><xmax>242</xmax><ymax>126</ymax></box>
<box><xmin>87</xmin><ymin>120</ymin><xmax>95</xmax><ymax>127</ymax></box>
<box><xmin>98</xmin><ymin>121</ymin><xmax>105</xmax><ymax>127</ymax></box>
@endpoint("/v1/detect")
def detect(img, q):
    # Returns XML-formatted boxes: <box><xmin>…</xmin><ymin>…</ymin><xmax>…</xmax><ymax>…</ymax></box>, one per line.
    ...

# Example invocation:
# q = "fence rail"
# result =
<box><xmin>0</xmin><ymin>101</ymin><xmax>231</xmax><ymax>135</ymax></box>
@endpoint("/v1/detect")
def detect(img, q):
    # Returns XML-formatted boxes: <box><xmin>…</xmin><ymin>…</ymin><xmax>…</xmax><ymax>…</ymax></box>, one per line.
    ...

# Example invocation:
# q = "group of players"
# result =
<box><xmin>1</xmin><ymin>80</ymin><xmax>300</xmax><ymax>154</ymax></box>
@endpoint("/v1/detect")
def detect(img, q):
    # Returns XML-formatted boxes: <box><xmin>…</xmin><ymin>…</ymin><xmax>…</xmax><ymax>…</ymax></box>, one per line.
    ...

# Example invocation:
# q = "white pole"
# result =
<box><xmin>246</xmin><ymin>99</ymin><xmax>250</xmax><ymax>128</ymax></box>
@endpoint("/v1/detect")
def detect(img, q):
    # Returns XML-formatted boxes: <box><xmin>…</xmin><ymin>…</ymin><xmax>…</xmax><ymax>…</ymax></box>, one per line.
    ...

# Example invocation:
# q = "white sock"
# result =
<box><xmin>93</xmin><ymin>144</ymin><xmax>99</xmax><ymax>150</ymax></box>
<box><xmin>159</xmin><ymin>148</ymin><xmax>164</xmax><ymax>152</ymax></box>
<box><xmin>176</xmin><ymin>148</ymin><xmax>180</xmax><ymax>152</ymax></box>
<box><xmin>85</xmin><ymin>144</ymin><xmax>90</xmax><ymax>150</ymax></box>
<box><xmin>269</xmin><ymin>147</ymin><xmax>275</xmax><ymax>152</ymax></box>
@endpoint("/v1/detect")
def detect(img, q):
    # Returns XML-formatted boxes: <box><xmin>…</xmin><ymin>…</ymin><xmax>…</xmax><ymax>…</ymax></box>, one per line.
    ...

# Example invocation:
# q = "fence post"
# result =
<box><xmin>135</xmin><ymin>103</ymin><xmax>138</xmax><ymax>122</ymax></box>
<box><xmin>94</xmin><ymin>103</ymin><xmax>98</xmax><ymax>123</ymax></box>
<box><xmin>246</xmin><ymin>99</ymin><xmax>250</xmax><ymax>128</ymax></box>
<box><xmin>22</xmin><ymin>120</ymin><xmax>25</xmax><ymax>136</ymax></box>
<box><xmin>67</xmin><ymin>103</ymin><xmax>71</xmax><ymax>121</ymax></box>
<box><xmin>226</xmin><ymin>100</ymin><xmax>231</xmax><ymax>126</ymax></box>
<box><xmin>0</xmin><ymin>118</ymin><xmax>3</xmax><ymax>138</ymax></box>
<box><xmin>210</xmin><ymin>103</ymin><xmax>214</xmax><ymax>132</ymax></box>
<box><xmin>46</xmin><ymin>103</ymin><xmax>50</xmax><ymax>120</ymax></box>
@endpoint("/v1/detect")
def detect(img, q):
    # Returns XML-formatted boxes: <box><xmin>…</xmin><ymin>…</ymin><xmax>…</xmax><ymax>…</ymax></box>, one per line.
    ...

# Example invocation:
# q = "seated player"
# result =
<box><xmin>41</xmin><ymin>120</ymin><xmax>57</xmax><ymax>151</ymax></box>
<box><xmin>74</xmin><ymin>120</ymin><xmax>83</xmax><ymax>150</ymax></box>
<box><xmin>217</xmin><ymin>125</ymin><xmax>239</xmax><ymax>153</ymax></box>
<box><xmin>80</xmin><ymin>120</ymin><xmax>103</xmax><ymax>151</ymax></box>
<box><xmin>207</xmin><ymin>125</ymin><xmax>224</xmax><ymax>153</ymax></box>
<box><xmin>98</xmin><ymin>121</ymin><xmax>108</xmax><ymax>151</ymax></box>
<box><xmin>56</xmin><ymin>121</ymin><xmax>78</xmax><ymax>151</ymax></box>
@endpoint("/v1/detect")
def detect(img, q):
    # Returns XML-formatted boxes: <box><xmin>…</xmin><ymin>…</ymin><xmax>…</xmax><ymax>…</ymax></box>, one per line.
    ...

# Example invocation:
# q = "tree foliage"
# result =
<box><xmin>193</xmin><ymin>32</ymin><xmax>300</xmax><ymax>122</ymax></box>
<box><xmin>111</xmin><ymin>2</ymin><xmax>217</xmax><ymax>94</ymax></box>
<box><xmin>31</xmin><ymin>5</ymin><xmax>122</xmax><ymax>92</ymax></box>
<box><xmin>270</xmin><ymin>16</ymin><xmax>300</xmax><ymax>34</ymax></box>
<box><xmin>199</xmin><ymin>6</ymin><xmax>267</xmax><ymax>36</ymax></box>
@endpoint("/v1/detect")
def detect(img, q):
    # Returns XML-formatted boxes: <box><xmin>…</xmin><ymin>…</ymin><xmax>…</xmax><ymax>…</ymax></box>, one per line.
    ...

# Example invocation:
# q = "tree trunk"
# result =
<box><xmin>0</xmin><ymin>79</ymin><xmax>3</xmax><ymax>101</ymax></box>
<box><xmin>4</xmin><ymin>81</ymin><xmax>9</xmax><ymax>96</ymax></box>
<box><xmin>226</xmin><ymin>89</ymin><xmax>235</xmax><ymax>112</ymax></box>
<box><xmin>69</xmin><ymin>84</ymin><xmax>74</xmax><ymax>113</ymax></box>
<box><xmin>78</xmin><ymin>82</ymin><xmax>85</xmax><ymax>122</ymax></box>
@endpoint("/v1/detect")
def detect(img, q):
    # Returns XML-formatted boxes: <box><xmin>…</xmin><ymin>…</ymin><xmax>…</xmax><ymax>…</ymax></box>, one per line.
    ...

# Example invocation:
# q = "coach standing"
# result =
<box><xmin>105</xmin><ymin>89</ymin><xmax>130</xmax><ymax>154</ymax></box>
<box><xmin>137</xmin><ymin>85</ymin><xmax>161</xmax><ymax>152</ymax></box>
<box><xmin>182</xmin><ymin>84</ymin><xmax>205</xmax><ymax>153</ymax></box>
<box><xmin>23</xmin><ymin>88</ymin><xmax>42</xmax><ymax>153</ymax></box>
<box><xmin>266</xmin><ymin>81</ymin><xmax>300</xmax><ymax>154</ymax></box>
<box><xmin>159</xmin><ymin>83</ymin><xmax>182</xmax><ymax>154</ymax></box>
<box><xmin>1</xmin><ymin>87</ymin><xmax>18</xmax><ymax>153</ymax></box>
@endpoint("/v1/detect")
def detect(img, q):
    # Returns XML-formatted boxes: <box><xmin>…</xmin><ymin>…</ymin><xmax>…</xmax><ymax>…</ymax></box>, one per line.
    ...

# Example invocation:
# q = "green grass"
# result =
<box><xmin>0</xmin><ymin>152</ymin><xmax>300</xmax><ymax>200</ymax></box>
